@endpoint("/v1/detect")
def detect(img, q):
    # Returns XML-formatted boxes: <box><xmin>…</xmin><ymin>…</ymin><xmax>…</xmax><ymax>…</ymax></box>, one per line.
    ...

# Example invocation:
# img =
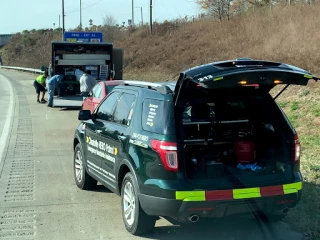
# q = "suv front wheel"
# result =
<box><xmin>121</xmin><ymin>172</ymin><xmax>156</xmax><ymax>235</ymax></box>
<box><xmin>74</xmin><ymin>143</ymin><xmax>97</xmax><ymax>190</ymax></box>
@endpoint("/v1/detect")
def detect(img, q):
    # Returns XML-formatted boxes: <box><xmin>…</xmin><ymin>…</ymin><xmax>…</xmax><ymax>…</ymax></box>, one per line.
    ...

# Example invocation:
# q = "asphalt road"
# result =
<box><xmin>0</xmin><ymin>69</ymin><xmax>304</xmax><ymax>240</ymax></box>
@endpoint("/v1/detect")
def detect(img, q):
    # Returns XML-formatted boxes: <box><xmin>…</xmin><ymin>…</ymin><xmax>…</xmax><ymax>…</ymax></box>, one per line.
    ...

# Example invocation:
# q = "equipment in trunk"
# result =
<box><xmin>182</xmin><ymin>96</ymin><xmax>292</xmax><ymax>184</ymax></box>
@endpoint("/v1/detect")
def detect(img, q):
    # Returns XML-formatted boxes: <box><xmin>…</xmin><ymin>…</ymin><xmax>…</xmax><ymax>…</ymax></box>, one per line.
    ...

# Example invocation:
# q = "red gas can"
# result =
<box><xmin>234</xmin><ymin>140</ymin><xmax>256</xmax><ymax>164</ymax></box>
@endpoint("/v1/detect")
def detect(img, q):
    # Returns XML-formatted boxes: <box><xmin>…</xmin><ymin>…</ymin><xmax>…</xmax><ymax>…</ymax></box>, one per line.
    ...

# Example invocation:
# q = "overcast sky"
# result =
<box><xmin>0</xmin><ymin>0</ymin><xmax>201</xmax><ymax>34</ymax></box>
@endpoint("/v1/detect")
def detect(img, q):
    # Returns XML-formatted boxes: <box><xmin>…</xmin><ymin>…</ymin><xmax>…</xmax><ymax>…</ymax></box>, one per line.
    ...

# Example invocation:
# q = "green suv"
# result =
<box><xmin>73</xmin><ymin>59</ymin><xmax>318</xmax><ymax>235</ymax></box>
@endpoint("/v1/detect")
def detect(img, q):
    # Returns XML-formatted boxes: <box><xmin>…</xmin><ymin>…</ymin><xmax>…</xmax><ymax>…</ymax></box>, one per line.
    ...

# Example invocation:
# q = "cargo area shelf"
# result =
<box><xmin>183</xmin><ymin>120</ymin><xmax>249</xmax><ymax>125</ymax></box>
<box><xmin>184</xmin><ymin>140</ymin><xmax>232</xmax><ymax>145</ymax></box>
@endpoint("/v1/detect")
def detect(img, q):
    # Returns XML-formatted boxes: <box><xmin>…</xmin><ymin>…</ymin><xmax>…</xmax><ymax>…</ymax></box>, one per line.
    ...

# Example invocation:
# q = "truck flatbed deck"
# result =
<box><xmin>53</xmin><ymin>95</ymin><xmax>83</xmax><ymax>108</ymax></box>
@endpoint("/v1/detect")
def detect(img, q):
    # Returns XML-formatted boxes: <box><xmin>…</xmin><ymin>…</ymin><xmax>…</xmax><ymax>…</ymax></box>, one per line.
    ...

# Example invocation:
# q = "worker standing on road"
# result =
<box><xmin>80</xmin><ymin>70</ymin><xmax>96</xmax><ymax>100</ymax></box>
<box><xmin>46</xmin><ymin>74</ymin><xmax>64</xmax><ymax>108</ymax></box>
<box><xmin>33</xmin><ymin>72</ymin><xmax>48</xmax><ymax>104</ymax></box>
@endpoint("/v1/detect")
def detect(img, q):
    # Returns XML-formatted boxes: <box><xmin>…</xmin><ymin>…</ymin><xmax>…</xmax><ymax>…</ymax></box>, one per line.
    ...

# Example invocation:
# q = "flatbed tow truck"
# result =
<box><xmin>48</xmin><ymin>40</ymin><xmax>124</xmax><ymax>108</ymax></box>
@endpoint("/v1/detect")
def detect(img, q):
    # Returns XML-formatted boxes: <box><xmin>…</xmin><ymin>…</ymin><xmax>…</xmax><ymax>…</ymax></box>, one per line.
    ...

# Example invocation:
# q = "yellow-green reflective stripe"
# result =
<box><xmin>175</xmin><ymin>182</ymin><xmax>302</xmax><ymax>202</ymax></box>
<box><xmin>304</xmin><ymin>74</ymin><xmax>313</xmax><ymax>79</ymax></box>
<box><xmin>283</xmin><ymin>188</ymin><xmax>298</xmax><ymax>194</ymax></box>
<box><xmin>233</xmin><ymin>187</ymin><xmax>261</xmax><ymax>199</ymax></box>
<box><xmin>183</xmin><ymin>197</ymin><xmax>206</xmax><ymax>202</ymax></box>
<box><xmin>283</xmin><ymin>182</ymin><xmax>302</xmax><ymax>194</ymax></box>
<box><xmin>176</xmin><ymin>191</ymin><xmax>205</xmax><ymax>201</ymax></box>
<box><xmin>213</xmin><ymin>77</ymin><xmax>223</xmax><ymax>81</ymax></box>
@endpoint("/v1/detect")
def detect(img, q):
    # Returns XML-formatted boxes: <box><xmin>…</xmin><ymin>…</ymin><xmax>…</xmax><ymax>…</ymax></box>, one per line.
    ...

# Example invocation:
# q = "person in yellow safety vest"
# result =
<box><xmin>33</xmin><ymin>72</ymin><xmax>48</xmax><ymax>103</ymax></box>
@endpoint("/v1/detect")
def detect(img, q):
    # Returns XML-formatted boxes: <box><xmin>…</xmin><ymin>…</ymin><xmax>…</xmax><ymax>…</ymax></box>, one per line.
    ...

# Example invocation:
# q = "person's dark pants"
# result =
<box><xmin>33</xmin><ymin>80</ymin><xmax>46</xmax><ymax>94</ymax></box>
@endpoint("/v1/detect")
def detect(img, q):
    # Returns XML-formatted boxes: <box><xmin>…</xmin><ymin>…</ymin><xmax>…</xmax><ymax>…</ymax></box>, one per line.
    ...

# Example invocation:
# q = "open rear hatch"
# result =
<box><xmin>173</xmin><ymin>59</ymin><xmax>318</xmax><ymax>190</ymax></box>
<box><xmin>174</xmin><ymin>59</ymin><xmax>318</xmax><ymax>103</ymax></box>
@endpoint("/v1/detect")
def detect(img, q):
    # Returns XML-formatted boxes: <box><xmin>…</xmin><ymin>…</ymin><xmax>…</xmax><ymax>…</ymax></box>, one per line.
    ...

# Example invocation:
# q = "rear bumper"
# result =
<box><xmin>139</xmin><ymin>191</ymin><xmax>301</xmax><ymax>222</ymax></box>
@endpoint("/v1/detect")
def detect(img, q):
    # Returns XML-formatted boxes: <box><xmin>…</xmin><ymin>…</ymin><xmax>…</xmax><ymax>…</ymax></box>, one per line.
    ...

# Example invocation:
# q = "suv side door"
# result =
<box><xmin>84</xmin><ymin>91</ymin><xmax>121</xmax><ymax>186</ymax></box>
<box><xmin>99</xmin><ymin>90</ymin><xmax>137</xmax><ymax>189</ymax></box>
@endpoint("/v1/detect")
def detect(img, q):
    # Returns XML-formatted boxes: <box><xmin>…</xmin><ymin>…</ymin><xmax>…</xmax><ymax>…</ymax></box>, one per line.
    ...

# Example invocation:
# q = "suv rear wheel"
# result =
<box><xmin>74</xmin><ymin>143</ymin><xmax>97</xmax><ymax>190</ymax></box>
<box><xmin>121</xmin><ymin>172</ymin><xmax>156</xmax><ymax>235</ymax></box>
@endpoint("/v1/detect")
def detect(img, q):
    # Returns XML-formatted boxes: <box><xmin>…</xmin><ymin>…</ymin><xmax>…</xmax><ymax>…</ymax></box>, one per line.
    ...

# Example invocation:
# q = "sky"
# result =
<box><xmin>0</xmin><ymin>0</ymin><xmax>201</xmax><ymax>34</ymax></box>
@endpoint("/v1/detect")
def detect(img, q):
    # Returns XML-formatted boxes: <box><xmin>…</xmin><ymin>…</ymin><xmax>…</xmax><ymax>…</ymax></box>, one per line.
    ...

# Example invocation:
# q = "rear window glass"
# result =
<box><xmin>142</xmin><ymin>99</ymin><xmax>175</xmax><ymax>135</ymax></box>
<box><xmin>105</xmin><ymin>85</ymin><xmax>116</xmax><ymax>94</ymax></box>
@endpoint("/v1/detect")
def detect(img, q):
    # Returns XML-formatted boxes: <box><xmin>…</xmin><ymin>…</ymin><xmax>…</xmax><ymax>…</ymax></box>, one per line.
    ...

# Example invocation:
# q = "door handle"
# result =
<box><xmin>95</xmin><ymin>130</ymin><xmax>102</xmax><ymax>134</ymax></box>
<box><xmin>118</xmin><ymin>135</ymin><xmax>127</xmax><ymax>141</ymax></box>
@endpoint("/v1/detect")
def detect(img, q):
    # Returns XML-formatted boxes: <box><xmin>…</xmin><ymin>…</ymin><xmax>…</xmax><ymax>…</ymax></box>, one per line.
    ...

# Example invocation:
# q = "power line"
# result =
<box><xmin>65</xmin><ymin>0</ymin><xmax>104</xmax><ymax>14</ymax></box>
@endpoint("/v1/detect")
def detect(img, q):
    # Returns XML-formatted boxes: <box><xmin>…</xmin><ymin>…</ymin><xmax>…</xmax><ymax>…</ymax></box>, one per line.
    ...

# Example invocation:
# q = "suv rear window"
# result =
<box><xmin>142</xmin><ymin>99</ymin><xmax>175</xmax><ymax>135</ymax></box>
<box><xmin>105</xmin><ymin>85</ymin><xmax>116</xmax><ymax>95</ymax></box>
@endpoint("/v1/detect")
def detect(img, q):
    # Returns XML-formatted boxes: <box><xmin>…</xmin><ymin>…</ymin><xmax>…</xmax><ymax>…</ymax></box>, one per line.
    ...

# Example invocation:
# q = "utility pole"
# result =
<box><xmin>141</xmin><ymin>7</ymin><xmax>143</xmax><ymax>25</ymax></box>
<box><xmin>132</xmin><ymin>0</ymin><xmax>135</xmax><ymax>26</ymax></box>
<box><xmin>59</xmin><ymin>15</ymin><xmax>61</xmax><ymax>29</ymax></box>
<box><xmin>80</xmin><ymin>0</ymin><xmax>82</xmax><ymax>30</ymax></box>
<box><xmin>150</xmin><ymin>0</ymin><xmax>153</xmax><ymax>33</ymax></box>
<box><xmin>62</xmin><ymin>0</ymin><xmax>65</xmax><ymax>40</ymax></box>
<box><xmin>135</xmin><ymin>7</ymin><xmax>143</xmax><ymax>26</ymax></box>
<box><xmin>270</xmin><ymin>0</ymin><xmax>272</xmax><ymax>10</ymax></box>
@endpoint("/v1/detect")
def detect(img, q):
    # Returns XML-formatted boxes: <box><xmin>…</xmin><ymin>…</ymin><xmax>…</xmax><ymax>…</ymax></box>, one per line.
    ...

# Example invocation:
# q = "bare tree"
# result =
<box><xmin>101</xmin><ymin>14</ymin><xmax>125</xmax><ymax>42</ymax></box>
<box><xmin>197</xmin><ymin>0</ymin><xmax>233</xmax><ymax>22</ymax></box>
<box><xmin>103</xmin><ymin>14</ymin><xmax>117</xmax><ymax>26</ymax></box>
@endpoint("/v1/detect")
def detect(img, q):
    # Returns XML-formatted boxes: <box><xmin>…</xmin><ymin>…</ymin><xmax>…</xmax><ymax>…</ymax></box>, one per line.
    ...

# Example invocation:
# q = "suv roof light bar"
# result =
<box><xmin>235</xmin><ymin>58</ymin><xmax>253</xmax><ymax>61</ymax></box>
<box><xmin>213</xmin><ymin>59</ymin><xmax>283</xmax><ymax>68</ymax></box>
<box><xmin>121</xmin><ymin>80</ymin><xmax>173</xmax><ymax>94</ymax></box>
<box><xmin>123</xmin><ymin>80</ymin><xmax>163</xmax><ymax>88</ymax></box>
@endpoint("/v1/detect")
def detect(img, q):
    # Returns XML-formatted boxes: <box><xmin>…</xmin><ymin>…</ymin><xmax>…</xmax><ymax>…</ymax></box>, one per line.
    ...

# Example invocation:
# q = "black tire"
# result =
<box><xmin>121</xmin><ymin>172</ymin><xmax>156</xmax><ymax>235</ymax></box>
<box><xmin>74</xmin><ymin>143</ymin><xmax>97</xmax><ymax>190</ymax></box>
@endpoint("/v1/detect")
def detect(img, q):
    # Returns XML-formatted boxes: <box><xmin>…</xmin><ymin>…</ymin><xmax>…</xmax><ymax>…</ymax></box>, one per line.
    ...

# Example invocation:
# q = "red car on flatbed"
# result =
<box><xmin>82</xmin><ymin>80</ymin><xmax>123</xmax><ymax>113</ymax></box>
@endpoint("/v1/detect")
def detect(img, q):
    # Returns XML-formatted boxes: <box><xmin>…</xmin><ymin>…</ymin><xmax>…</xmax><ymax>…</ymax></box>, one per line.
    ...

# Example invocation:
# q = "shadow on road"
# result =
<box><xmin>58</xmin><ymin>107</ymin><xmax>81</xmax><ymax>111</ymax></box>
<box><xmin>141</xmin><ymin>215</ymin><xmax>300</xmax><ymax>240</ymax></box>
<box><xmin>91</xmin><ymin>184</ymin><xmax>113</xmax><ymax>193</ymax></box>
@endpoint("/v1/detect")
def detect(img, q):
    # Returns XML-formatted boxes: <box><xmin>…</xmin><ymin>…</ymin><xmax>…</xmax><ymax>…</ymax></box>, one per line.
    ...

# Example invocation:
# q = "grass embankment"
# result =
<box><xmin>272</xmin><ymin>83</ymin><xmax>320</xmax><ymax>240</ymax></box>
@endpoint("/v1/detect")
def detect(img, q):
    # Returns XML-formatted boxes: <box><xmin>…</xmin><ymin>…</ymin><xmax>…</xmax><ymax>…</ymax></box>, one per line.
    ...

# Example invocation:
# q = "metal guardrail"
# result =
<box><xmin>0</xmin><ymin>66</ymin><xmax>43</xmax><ymax>74</ymax></box>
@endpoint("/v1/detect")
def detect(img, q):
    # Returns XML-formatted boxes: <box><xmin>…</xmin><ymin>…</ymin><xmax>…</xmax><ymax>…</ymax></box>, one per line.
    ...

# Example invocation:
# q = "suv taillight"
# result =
<box><xmin>294</xmin><ymin>134</ymin><xmax>301</xmax><ymax>163</ymax></box>
<box><xmin>151</xmin><ymin>140</ymin><xmax>178</xmax><ymax>172</ymax></box>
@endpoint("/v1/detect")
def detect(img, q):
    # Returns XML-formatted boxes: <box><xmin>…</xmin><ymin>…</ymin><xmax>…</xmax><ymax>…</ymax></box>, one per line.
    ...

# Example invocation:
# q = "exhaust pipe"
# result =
<box><xmin>282</xmin><ymin>208</ymin><xmax>289</xmax><ymax>214</ymax></box>
<box><xmin>188</xmin><ymin>215</ymin><xmax>200</xmax><ymax>223</ymax></box>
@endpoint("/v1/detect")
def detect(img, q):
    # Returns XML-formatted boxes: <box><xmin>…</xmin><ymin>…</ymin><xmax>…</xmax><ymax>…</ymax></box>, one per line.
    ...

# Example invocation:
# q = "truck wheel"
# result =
<box><xmin>74</xmin><ymin>143</ymin><xmax>97</xmax><ymax>190</ymax></box>
<box><xmin>121</xmin><ymin>172</ymin><xmax>156</xmax><ymax>235</ymax></box>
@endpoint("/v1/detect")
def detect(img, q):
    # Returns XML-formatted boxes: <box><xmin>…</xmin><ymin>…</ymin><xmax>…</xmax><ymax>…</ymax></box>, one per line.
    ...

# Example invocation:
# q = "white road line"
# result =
<box><xmin>46</xmin><ymin>110</ymin><xmax>50</xmax><ymax>120</ymax></box>
<box><xmin>0</xmin><ymin>75</ymin><xmax>14</xmax><ymax>163</ymax></box>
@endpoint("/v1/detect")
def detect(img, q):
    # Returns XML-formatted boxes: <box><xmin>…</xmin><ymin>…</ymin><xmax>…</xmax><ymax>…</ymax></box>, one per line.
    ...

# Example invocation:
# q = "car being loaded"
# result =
<box><xmin>73</xmin><ymin>59</ymin><xmax>319</xmax><ymax>235</ymax></box>
<box><xmin>82</xmin><ymin>80</ymin><xmax>123</xmax><ymax>113</ymax></box>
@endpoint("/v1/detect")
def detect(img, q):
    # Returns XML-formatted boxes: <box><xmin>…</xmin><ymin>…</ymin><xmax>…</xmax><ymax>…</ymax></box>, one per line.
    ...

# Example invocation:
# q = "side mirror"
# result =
<box><xmin>78</xmin><ymin>110</ymin><xmax>91</xmax><ymax>121</ymax></box>
<box><xmin>87</xmin><ymin>91</ymin><xmax>93</xmax><ymax>97</ymax></box>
